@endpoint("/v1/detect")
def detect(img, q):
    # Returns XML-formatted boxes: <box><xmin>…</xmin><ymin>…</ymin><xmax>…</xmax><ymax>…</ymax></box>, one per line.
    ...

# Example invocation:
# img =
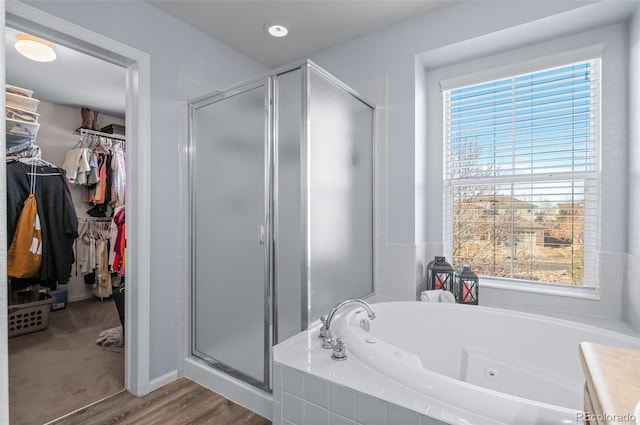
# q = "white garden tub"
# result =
<box><xmin>339</xmin><ymin>301</ymin><xmax>640</xmax><ymax>424</ymax></box>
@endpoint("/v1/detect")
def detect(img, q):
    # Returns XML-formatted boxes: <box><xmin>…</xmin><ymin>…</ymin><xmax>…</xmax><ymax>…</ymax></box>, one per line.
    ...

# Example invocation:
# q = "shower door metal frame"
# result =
<box><xmin>188</xmin><ymin>76</ymin><xmax>274</xmax><ymax>393</ymax></box>
<box><xmin>187</xmin><ymin>59</ymin><xmax>376</xmax><ymax>394</ymax></box>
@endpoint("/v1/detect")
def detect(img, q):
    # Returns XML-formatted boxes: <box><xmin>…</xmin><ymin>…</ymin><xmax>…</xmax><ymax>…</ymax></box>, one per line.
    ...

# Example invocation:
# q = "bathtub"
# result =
<box><xmin>337</xmin><ymin>301</ymin><xmax>640</xmax><ymax>424</ymax></box>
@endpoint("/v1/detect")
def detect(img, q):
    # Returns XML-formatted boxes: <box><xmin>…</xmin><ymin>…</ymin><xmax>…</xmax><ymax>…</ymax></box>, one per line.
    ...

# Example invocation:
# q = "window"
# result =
<box><xmin>443</xmin><ymin>55</ymin><xmax>600</xmax><ymax>289</ymax></box>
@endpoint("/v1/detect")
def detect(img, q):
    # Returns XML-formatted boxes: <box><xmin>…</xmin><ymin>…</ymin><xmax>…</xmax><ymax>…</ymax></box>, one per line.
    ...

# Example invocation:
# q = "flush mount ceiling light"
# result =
<box><xmin>264</xmin><ymin>21</ymin><xmax>289</xmax><ymax>38</ymax></box>
<box><xmin>15</xmin><ymin>33</ymin><xmax>57</xmax><ymax>62</ymax></box>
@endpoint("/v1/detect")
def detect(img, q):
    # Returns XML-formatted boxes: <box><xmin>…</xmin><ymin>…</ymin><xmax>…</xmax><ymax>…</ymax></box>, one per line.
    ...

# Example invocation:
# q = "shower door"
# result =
<box><xmin>190</xmin><ymin>79</ymin><xmax>272</xmax><ymax>391</ymax></box>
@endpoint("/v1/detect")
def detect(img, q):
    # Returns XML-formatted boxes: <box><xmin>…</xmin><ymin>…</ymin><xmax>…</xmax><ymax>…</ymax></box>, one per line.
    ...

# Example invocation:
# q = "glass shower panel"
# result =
<box><xmin>191</xmin><ymin>82</ymin><xmax>269</xmax><ymax>387</ymax></box>
<box><xmin>307</xmin><ymin>69</ymin><xmax>375</xmax><ymax>321</ymax></box>
<box><xmin>274</xmin><ymin>69</ymin><xmax>304</xmax><ymax>343</ymax></box>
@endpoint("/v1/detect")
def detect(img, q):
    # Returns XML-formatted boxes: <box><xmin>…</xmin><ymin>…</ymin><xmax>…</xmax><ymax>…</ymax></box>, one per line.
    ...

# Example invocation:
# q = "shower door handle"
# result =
<box><xmin>258</xmin><ymin>225</ymin><xmax>266</xmax><ymax>245</ymax></box>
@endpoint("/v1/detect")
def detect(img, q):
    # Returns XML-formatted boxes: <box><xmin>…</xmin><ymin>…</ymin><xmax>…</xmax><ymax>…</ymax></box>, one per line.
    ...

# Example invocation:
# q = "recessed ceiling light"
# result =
<box><xmin>264</xmin><ymin>21</ymin><xmax>289</xmax><ymax>38</ymax></box>
<box><xmin>15</xmin><ymin>33</ymin><xmax>57</xmax><ymax>62</ymax></box>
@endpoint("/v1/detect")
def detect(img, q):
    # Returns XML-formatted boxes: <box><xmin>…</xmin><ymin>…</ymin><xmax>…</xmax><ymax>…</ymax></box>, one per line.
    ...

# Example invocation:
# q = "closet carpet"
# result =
<box><xmin>9</xmin><ymin>297</ymin><xmax>124</xmax><ymax>425</ymax></box>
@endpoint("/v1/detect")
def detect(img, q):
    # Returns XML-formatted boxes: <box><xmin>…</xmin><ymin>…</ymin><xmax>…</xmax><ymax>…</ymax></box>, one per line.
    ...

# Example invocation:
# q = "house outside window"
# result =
<box><xmin>442</xmin><ymin>52</ymin><xmax>601</xmax><ymax>290</ymax></box>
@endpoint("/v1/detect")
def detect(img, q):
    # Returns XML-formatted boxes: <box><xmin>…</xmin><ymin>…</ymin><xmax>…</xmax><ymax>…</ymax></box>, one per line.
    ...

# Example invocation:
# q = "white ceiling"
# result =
<box><xmin>5</xmin><ymin>1</ymin><xmax>457</xmax><ymax>118</ymax></box>
<box><xmin>5</xmin><ymin>26</ymin><xmax>127</xmax><ymax>119</ymax></box>
<box><xmin>147</xmin><ymin>0</ymin><xmax>458</xmax><ymax>68</ymax></box>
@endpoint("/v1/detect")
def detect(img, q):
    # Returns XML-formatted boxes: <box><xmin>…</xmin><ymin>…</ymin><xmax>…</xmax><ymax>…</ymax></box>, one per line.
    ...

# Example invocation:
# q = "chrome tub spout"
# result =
<box><xmin>322</xmin><ymin>299</ymin><xmax>375</xmax><ymax>349</ymax></box>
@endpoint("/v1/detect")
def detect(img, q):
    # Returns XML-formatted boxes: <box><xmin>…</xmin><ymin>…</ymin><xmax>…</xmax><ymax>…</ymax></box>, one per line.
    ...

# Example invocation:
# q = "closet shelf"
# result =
<box><xmin>74</xmin><ymin>127</ymin><xmax>126</xmax><ymax>141</ymax></box>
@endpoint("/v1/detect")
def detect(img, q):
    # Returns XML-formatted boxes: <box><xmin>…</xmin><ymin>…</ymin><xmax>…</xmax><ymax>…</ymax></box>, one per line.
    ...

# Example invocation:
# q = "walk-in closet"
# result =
<box><xmin>5</xmin><ymin>25</ymin><xmax>128</xmax><ymax>424</ymax></box>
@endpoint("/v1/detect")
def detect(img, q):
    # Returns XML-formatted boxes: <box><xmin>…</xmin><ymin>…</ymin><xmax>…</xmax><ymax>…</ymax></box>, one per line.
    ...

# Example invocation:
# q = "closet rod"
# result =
<box><xmin>7</xmin><ymin>141</ymin><xmax>35</xmax><ymax>156</ymax></box>
<box><xmin>78</xmin><ymin>216</ymin><xmax>113</xmax><ymax>222</ymax></box>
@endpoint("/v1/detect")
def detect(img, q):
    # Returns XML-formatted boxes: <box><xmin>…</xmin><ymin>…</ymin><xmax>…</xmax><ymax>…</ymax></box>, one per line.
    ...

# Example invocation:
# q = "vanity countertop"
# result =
<box><xmin>579</xmin><ymin>342</ymin><xmax>640</xmax><ymax>424</ymax></box>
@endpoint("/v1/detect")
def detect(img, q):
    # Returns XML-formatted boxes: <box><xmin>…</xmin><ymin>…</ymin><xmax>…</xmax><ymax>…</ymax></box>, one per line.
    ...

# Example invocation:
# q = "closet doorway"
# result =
<box><xmin>5</xmin><ymin>22</ymin><xmax>127</xmax><ymax>423</ymax></box>
<box><xmin>1</xmin><ymin>2</ymin><xmax>151</xmax><ymax>424</ymax></box>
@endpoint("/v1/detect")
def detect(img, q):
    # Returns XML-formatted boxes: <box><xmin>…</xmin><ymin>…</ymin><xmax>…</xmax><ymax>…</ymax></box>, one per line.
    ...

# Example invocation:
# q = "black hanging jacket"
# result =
<box><xmin>7</xmin><ymin>161</ymin><xmax>79</xmax><ymax>284</ymax></box>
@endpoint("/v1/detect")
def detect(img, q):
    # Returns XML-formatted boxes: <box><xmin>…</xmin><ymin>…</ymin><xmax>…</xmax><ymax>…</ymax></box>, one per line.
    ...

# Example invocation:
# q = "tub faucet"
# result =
<box><xmin>322</xmin><ymin>299</ymin><xmax>375</xmax><ymax>349</ymax></box>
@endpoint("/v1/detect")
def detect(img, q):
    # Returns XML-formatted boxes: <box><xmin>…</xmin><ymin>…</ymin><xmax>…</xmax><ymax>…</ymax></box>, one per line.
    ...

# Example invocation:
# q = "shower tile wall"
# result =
<box><xmin>415</xmin><ymin>242</ymin><xmax>445</xmax><ymax>300</ymax></box>
<box><xmin>177</xmin><ymin>136</ymin><xmax>189</xmax><ymax>377</ymax></box>
<box><xmin>360</xmin><ymin>72</ymin><xmax>451</xmax><ymax>304</ymax></box>
<box><xmin>177</xmin><ymin>105</ymin><xmax>190</xmax><ymax>377</ymax></box>
<box><xmin>375</xmin><ymin>243</ymin><xmax>416</xmax><ymax>301</ymax></box>
<box><xmin>383</xmin><ymin>236</ymin><xmax>635</xmax><ymax>334</ymax></box>
<box><xmin>362</xmin><ymin>73</ymin><xmax>427</xmax><ymax>303</ymax></box>
<box><xmin>372</xmin><ymin>128</ymin><xmax>417</xmax><ymax>300</ymax></box>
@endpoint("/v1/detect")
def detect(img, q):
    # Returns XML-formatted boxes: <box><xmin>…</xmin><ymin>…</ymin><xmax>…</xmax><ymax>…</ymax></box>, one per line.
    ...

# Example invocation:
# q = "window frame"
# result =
<box><xmin>441</xmin><ymin>46</ymin><xmax>602</xmax><ymax>299</ymax></box>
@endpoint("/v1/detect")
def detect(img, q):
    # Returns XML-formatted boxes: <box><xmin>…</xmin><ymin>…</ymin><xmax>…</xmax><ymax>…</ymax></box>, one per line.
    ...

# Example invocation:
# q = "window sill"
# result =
<box><xmin>480</xmin><ymin>278</ymin><xmax>600</xmax><ymax>300</ymax></box>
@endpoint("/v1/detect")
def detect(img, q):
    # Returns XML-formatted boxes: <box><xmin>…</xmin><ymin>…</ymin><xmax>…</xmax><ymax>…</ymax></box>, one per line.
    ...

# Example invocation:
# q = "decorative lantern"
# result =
<box><xmin>454</xmin><ymin>265</ymin><xmax>479</xmax><ymax>305</ymax></box>
<box><xmin>426</xmin><ymin>256</ymin><xmax>454</xmax><ymax>292</ymax></box>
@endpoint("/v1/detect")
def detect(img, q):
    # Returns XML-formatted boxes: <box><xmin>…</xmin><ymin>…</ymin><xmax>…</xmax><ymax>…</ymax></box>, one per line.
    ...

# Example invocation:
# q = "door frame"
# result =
<box><xmin>1</xmin><ymin>1</ymin><xmax>152</xmax><ymax>421</ymax></box>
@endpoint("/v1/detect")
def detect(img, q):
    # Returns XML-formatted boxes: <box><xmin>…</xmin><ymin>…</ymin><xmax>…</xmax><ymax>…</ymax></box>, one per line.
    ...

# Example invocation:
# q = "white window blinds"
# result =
<box><xmin>443</xmin><ymin>57</ymin><xmax>600</xmax><ymax>287</ymax></box>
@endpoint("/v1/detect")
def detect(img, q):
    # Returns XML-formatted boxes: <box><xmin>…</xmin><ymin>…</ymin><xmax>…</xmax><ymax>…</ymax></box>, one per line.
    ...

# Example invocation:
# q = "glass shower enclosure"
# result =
<box><xmin>189</xmin><ymin>61</ymin><xmax>374</xmax><ymax>392</ymax></box>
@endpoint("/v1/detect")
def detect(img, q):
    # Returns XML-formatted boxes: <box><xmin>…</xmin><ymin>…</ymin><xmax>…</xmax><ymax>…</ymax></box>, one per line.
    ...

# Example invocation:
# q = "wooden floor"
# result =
<box><xmin>48</xmin><ymin>377</ymin><xmax>272</xmax><ymax>425</ymax></box>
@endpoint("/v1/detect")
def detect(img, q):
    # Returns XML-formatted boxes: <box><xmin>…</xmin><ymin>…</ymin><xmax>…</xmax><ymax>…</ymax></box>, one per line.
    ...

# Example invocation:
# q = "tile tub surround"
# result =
<box><xmin>273</xmin><ymin>320</ymin><xmax>496</xmax><ymax>425</ymax></box>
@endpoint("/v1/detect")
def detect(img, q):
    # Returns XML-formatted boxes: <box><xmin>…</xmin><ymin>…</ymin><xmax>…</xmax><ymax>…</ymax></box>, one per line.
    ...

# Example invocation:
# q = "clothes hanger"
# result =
<box><xmin>112</xmin><ymin>140</ymin><xmax>125</xmax><ymax>152</ymax></box>
<box><xmin>19</xmin><ymin>145</ymin><xmax>60</xmax><ymax>174</ymax></box>
<box><xmin>21</xmin><ymin>157</ymin><xmax>59</xmax><ymax>169</ymax></box>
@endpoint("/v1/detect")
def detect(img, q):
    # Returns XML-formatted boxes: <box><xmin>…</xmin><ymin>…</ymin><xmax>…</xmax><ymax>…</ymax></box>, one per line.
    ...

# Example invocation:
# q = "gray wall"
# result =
<box><xmin>24</xmin><ymin>0</ymin><xmax>268</xmax><ymax>381</ymax></box>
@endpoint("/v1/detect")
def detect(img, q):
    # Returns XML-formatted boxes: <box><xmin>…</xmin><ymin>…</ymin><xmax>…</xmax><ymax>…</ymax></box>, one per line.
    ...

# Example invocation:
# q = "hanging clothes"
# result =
<box><xmin>94</xmin><ymin>238</ymin><xmax>111</xmax><ymax>298</ymax></box>
<box><xmin>74</xmin><ymin>216</ymin><xmax>123</xmax><ymax>299</ymax></box>
<box><xmin>6</xmin><ymin>160</ymin><xmax>78</xmax><ymax>288</ymax></box>
<box><xmin>76</xmin><ymin>221</ymin><xmax>91</xmax><ymax>274</ymax></box>
<box><xmin>112</xmin><ymin>206</ymin><xmax>126</xmax><ymax>274</ymax></box>
<box><xmin>65</xmin><ymin>133</ymin><xmax>126</xmax><ymax>217</ymax></box>
<box><xmin>61</xmin><ymin>147</ymin><xmax>91</xmax><ymax>184</ymax></box>
<box><xmin>108</xmin><ymin>219</ymin><xmax>118</xmax><ymax>267</ymax></box>
<box><xmin>111</xmin><ymin>146</ymin><xmax>126</xmax><ymax>207</ymax></box>
<box><xmin>92</xmin><ymin>153</ymin><xmax>107</xmax><ymax>205</ymax></box>
<box><xmin>63</xmin><ymin>129</ymin><xmax>126</xmax><ymax>299</ymax></box>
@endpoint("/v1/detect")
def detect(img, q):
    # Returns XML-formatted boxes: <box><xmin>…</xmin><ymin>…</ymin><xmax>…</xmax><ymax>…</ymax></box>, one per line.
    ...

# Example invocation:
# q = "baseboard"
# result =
<box><xmin>147</xmin><ymin>369</ymin><xmax>178</xmax><ymax>393</ymax></box>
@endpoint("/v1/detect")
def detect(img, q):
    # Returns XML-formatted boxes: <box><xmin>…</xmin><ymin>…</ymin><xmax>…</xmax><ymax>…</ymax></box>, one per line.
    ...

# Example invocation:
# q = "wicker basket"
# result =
<box><xmin>8</xmin><ymin>294</ymin><xmax>53</xmax><ymax>338</ymax></box>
